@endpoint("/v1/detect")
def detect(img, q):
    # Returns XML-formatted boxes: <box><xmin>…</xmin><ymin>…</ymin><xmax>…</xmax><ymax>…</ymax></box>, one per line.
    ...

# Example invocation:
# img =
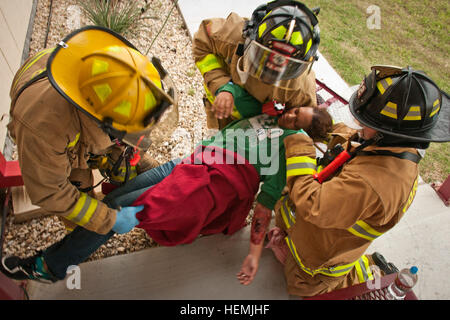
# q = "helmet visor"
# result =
<box><xmin>121</xmin><ymin>73</ymin><xmax>179</xmax><ymax>151</ymax></box>
<box><xmin>241</xmin><ymin>40</ymin><xmax>313</xmax><ymax>84</ymax></box>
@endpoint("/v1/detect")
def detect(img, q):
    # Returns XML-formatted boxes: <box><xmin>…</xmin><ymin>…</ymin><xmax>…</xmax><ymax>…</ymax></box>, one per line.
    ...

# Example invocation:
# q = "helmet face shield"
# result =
<box><xmin>122</xmin><ymin>70</ymin><xmax>178</xmax><ymax>151</ymax></box>
<box><xmin>239</xmin><ymin>40</ymin><xmax>313</xmax><ymax>85</ymax></box>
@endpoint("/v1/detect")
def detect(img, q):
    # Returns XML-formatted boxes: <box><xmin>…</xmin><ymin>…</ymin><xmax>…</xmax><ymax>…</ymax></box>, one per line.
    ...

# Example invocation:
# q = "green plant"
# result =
<box><xmin>77</xmin><ymin>0</ymin><xmax>156</xmax><ymax>37</ymax></box>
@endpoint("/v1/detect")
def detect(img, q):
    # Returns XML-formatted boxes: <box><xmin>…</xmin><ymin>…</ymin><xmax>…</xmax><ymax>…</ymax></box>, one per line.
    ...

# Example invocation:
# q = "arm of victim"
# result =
<box><xmin>237</xmin><ymin>202</ymin><xmax>272</xmax><ymax>285</ymax></box>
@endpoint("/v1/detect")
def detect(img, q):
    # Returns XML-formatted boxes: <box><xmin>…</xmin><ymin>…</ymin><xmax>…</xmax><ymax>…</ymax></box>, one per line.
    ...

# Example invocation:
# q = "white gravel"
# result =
<box><xmin>1</xmin><ymin>0</ymin><xmax>220</xmax><ymax>262</ymax></box>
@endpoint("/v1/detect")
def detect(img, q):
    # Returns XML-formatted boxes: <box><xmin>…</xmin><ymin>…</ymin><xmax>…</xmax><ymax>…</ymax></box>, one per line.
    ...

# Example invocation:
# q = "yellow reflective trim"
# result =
<box><xmin>362</xmin><ymin>255</ymin><xmax>374</xmax><ymax>280</ymax></box>
<box><xmin>380</xmin><ymin>102</ymin><xmax>398</xmax><ymax>119</ymax></box>
<box><xmin>355</xmin><ymin>258</ymin><xmax>364</xmax><ymax>282</ymax></box>
<box><xmin>202</xmin><ymin>83</ymin><xmax>241</xmax><ymax>118</ymax></box>
<box><xmin>195</xmin><ymin>54</ymin><xmax>224</xmax><ymax>75</ymax></box>
<box><xmin>280</xmin><ymin>200</ymin><xmax>292</xmax><ymax>229</ymax></box>
<box><xmin>430</xmin><ymin>99</ymin><xmax>440</xmax><ymax>117</ymax></box>
<box><xmin>305</xmin><ymin>39</ymin><xmax>312</xmax><ymax>55</ymax></box>
<box><xmin>114</xmin><ymin>100</ymin><xmax>132</xmax><ymax>117</ymax></box>
<box><xmin>287</xmin><ymin>168</ymin><xmax>316</xmax><ymax>177</ymax></box>
<box><xmin>348</xmin><ymin>220</ymin><xmax>383</xmax><ymax>241</ymax></box>
<box><xmin>290</xmin><ymin>31</ymin><xmax>303</xmax><ymax>45</ymax></box>
<box><xmin>92</xmin><ymin>59</ymin><xmax>109</xmax><ymax>76</ymax></box>
<box><xmin>286</xmin><ymin>156</ymin><xmax>317</xmax><ymax>177</ymax></box>
<box><xmin>93</xmin><ymin>83</ymin><xmax>112</xmax><ymax>103</ymax></box>
<box><xmin>357</xmin><ymin>220</ymin><xmax>383</xmax><ymax>237</ymax></box>
<box><xmin>30</xmin><ymin>68</ymin><xmax>46</xmax><ymax>80</ymax></box>
<box><xmin>77</xmin><ymin>198</ymin><xmax>98</xmax><ymax>226</ymax></box>
<box><xmin>402</xmin><ymin>176</ymin><xmax>418</xmax><ymax>213</ymax></box>
<box><xmin>287</xmin><ymin>156</ymin><xmax>316</xmax><ymax>166</ymax></box>
<box><xmin>376</xmin><ymin>82</ymin><xmax>385</xmax><ymax>94</ymax></box>
<box><xmin>258</xmin><ymin>23</ymin><xmax>267</xmax><ymax>38</ymax></box>
<box><xmin>279</xmin><ymin>196</ymin><xmax>296</xmax><ymax>228</ymax></box>
<box><xmin>271</xmin><ymin>25</ymin><xmax>287</xmax><ymax>40</ymax></box>
<box><xmin>12</xmin><ymin>48</ymin><xmax>55</xmax><ymax>91</ymax></box>
<box><xmin>404</xmin><ymin>106</ymin><xmax>421</xmax><ymax>120</ymax></box>
<box><xmin>285</xmin><ymin>235</ymin><xmax>359</xmax><ymax>277</ymax></box>
<box><xmin>67</xmin><ymin>132</ymin><xmax>80</xmax><ymax>148</ymax></box>
<box><xmin>377</xmin><ymin>77</ymin><xmax>392</xmax><ymax>95</ymax></box>
<box><xmin>65</xmin><ymin>193</ymin><xmax>87</xmax><ymax>221</ymax></box>
<box><xmin>231</xmin><ymin>106</ymin><xmax>242</xmax><ymax>119</ymax></box>
<box><xmin>145</xmin><ymin>92</ymin><xmax>157</xmax><ymax>111</ymax></box>
<box><xmin>111</xmin><ymin>166</ymin><xmax>138</xmax><ymax>182</ymax></box>
<box><xmin>106</xmin><ymin>45</ymin><xmax>122</xmax><ymax>52</ymax></box>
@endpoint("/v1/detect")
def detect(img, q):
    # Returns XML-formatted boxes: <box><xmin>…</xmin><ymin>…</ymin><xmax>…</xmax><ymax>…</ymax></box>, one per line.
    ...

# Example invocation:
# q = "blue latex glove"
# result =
<box><xmin>112</xmin><ymin>205</ymin><xmax>144</xmax><ymax>234</ymax></box>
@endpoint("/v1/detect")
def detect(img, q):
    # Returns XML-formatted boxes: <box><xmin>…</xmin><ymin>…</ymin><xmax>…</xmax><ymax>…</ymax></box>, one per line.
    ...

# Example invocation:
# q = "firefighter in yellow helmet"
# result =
<box><xmin>193</xmin><ymin>0</ymin><xmax>320</xmax><ymax>129</ymax></box>
<box><xmin>0</xmin><ymin>26</ymin><xmax>177</xmax><ymax>283</ymax></box>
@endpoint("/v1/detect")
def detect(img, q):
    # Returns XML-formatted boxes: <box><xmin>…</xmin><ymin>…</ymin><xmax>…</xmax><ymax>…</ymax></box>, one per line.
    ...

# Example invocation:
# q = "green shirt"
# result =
<box><xmin>217</xmin><ymin>82</ymin><xmax>264</xmax><ymax>119</ymax></box>
<box><xmin>201</xmin><ymin>114</ymin><xmax>302</xmax><ymax>210</ymax></box>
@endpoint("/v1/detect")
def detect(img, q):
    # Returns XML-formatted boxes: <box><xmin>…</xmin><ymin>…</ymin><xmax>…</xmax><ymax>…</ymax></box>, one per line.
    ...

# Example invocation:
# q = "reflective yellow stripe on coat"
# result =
<box><xmin>285</xmin><ymin>235</ymin><xmax>360</xmax><ymax>277</ymax></box>
<box><xmin>347</xmin><ymin>220</ymin><xmax>383</xmax><ymax>241</ymax></box>
<box><xmin>279</xmin><ymin>195</ymin><xmax>296</xmax><ymax>229</ymax></box>
<box><xmin>65</xmin><ymin>192</ymin><xmax>98</xmax><ymax>227</ymax></box>
<box><xmin>195</xmin><ymin>54</ymin><xmax>224</xmax><ymax>75</ymax></box>
<box><xmin>202</xmin><ymin>83</ymin><xmax>242</xmax><ymax>119</ymax></box>
<box><xmin>354</xmin><ymin>255</ymin><xmax>375</xmax><ymax>283</ymax></box>
<box><xmin>286</xmin><ymin>156</ymin><xmax>317</xmax><ymax>177</ymax></box>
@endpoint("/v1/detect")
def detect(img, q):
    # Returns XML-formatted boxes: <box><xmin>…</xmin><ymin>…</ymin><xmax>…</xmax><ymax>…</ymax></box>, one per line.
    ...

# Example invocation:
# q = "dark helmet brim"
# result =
<box><xmin>349</xmin><ymin>90</ymin><xmax>450</xmax><ymax>143</ymax></box>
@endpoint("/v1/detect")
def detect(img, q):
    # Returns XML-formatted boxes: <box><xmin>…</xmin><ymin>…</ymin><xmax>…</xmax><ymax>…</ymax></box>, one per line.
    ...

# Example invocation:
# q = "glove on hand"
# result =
<box><xmin>112</xmin><ymin>205</ymin><xmax>144</xmax><ymax>234</ymax></box>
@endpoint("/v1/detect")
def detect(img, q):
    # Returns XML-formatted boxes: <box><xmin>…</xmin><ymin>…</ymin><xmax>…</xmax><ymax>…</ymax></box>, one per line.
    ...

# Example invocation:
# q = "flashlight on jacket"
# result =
<box><xmin>313</xmin><ymin>150</ymin><xmax>351</xmax><ymax>183</ymax></box>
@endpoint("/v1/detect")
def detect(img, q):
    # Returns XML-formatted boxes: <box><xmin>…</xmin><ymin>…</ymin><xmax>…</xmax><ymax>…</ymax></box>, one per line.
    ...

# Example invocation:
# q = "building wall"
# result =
<box><xmin>0</xmin><ymin>0</ymin><xmax>34</xmax><ymax>151</ymax></box>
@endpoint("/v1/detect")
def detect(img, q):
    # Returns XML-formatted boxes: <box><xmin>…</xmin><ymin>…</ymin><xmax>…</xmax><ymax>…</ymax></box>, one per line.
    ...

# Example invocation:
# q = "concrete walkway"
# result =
<box><xmin>27</xmin><ymin>1</ymin><xmax>450</xmax><ymax>300</ymax></box>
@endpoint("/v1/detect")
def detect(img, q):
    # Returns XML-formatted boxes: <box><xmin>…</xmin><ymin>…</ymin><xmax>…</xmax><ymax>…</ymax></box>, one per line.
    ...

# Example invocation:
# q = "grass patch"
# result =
<box><xmin>304</xmin><ymin>0</ymin><xmax>449</xmax><ymax>182</ymax></box>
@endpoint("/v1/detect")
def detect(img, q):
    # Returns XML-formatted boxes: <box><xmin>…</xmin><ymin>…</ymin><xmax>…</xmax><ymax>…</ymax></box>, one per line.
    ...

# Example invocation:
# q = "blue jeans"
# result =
<box><xmin>43</xmin><ymin>159</ymin><xmax>180</xmax><ymax>280</ymax></box>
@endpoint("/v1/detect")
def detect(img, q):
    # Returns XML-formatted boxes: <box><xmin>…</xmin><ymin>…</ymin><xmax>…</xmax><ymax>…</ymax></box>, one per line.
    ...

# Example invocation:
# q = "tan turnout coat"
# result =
<box><xmin>8</xmin><ymin>50</ymin><xmax>154</xmax><ymax>234</ymax></box>
<box><xmin>276</xmin><ymin>129</ymin><xmax>420</xmax><ymax>297</ymax></box>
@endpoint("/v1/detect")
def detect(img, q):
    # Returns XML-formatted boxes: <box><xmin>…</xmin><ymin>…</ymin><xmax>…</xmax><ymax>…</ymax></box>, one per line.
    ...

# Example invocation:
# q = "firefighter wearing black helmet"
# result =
<box><xmin>193</xmin><ymin>0</ymin><xmax>320</xmax><ymax>129</ymax></box>
<box><xmin>260</xmin><ymin>65</ymin><xmax>449</xmax><ymax>298</ymax></box>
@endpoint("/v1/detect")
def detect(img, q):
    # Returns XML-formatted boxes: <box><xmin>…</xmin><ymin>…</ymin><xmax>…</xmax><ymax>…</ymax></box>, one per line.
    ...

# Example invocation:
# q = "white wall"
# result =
<box><xmin>0</xmin><ymin>0</ymin><xmax>34</xmax><ymax>152</ymax></box>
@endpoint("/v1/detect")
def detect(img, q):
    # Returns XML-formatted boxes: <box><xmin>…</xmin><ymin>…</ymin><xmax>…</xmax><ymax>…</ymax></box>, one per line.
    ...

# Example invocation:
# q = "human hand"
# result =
<box><xmin>236</xmin><ymin>254</ymin><xmax>259</xmax><ymax>285</ymax></box>
<box><xmin>212</xmin><ymin>91</ymin><xmax>234</xmax><ymax>119</ymax></box>
<box><xmin>112</xmin><ymin>205</ymin><xmax>144</xmax><ymax>234</ymax></box>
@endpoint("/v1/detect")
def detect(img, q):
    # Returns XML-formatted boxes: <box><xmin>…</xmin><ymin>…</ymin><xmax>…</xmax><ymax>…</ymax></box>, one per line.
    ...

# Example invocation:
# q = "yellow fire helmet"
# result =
<box><xmin>47</xmin><ymin>26</ymin><xmax>178</xmax><ymax>151</ymax></box>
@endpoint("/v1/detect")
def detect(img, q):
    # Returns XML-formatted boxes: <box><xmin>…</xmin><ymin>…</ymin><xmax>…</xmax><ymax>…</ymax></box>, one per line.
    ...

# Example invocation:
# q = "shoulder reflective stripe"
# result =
<box><xmin>285</xmin><ymin>235</ymin><xmax>359</xmax><ymax>277</ymax></box>
<box><xmin>195</xmin><ymin>54</ymin><xmax>224</xmax><ymax>75</ymax></box>
<box><xmin>348</xmin><ymin>220</ymin><xmax>383</xmax><ymax>241</ymax></box>
<box><xmin>287</xmin><ymin>156</ymin><xmax>317</xmax><ymax>176</ymax></box>
<box><xmin>65</xmin><ymin>193</ymin><xmax>98</xmax><ymax>227</ymax></box>
<box><xmin>280</xmin><ymin>196</ymin><xmax>296</xmax><ymax>228</ymax></box>
<box><xmin>67</xmin><ymin>133</ymin><xmax>80</xmax><ymax>148</ymax></box>
<box><xmin>287</xmin><ymin>156</ymin><xmax>317</xmax><ymax>166</ymax></box>
<box><xmin>12</xmin><ymin>48</ymin><xmax>55</xmax><ymax>91</ymax></box>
